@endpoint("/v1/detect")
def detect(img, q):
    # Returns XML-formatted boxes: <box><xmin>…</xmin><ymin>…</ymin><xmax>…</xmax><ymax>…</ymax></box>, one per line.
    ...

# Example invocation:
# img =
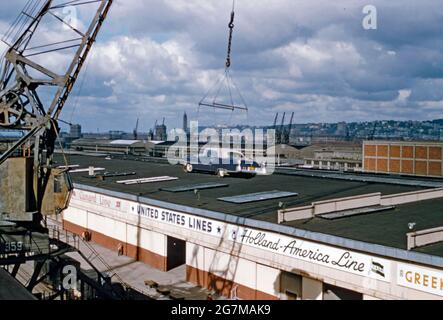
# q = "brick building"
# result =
<box><xmin>363</xmin><ymin>141</ymin><xmax>443</xmax><ymax>177</ymax></box>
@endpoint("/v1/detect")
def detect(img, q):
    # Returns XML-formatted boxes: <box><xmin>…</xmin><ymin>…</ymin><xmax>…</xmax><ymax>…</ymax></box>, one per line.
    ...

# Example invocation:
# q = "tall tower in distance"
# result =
<box><xmin>183</xmin><ymin>112</ymin><xmax>188</xmax><ymax>134</ymax></box>
<box><xmin>69</xmin><ymin>124</ymin><xmax>82</xmax><ymax>139</ymax></box>
<box><xmin>155</xmin><ymin>118</ymin><xmax>167</xmax><ymax>141</ymax></box>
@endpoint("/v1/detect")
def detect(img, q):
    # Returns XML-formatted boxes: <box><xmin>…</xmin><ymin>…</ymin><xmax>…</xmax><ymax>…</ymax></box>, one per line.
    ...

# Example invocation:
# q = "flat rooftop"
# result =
<box><xmin>57</xmin><ymin>155</ymin><xmax>443</xmax><ymax>259</ymax></box>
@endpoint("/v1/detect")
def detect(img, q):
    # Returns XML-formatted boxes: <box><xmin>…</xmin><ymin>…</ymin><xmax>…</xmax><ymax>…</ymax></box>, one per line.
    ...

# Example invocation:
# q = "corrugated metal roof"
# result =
<box><xmin>110</xmin><ymin>140</ymin><xmax>141</xmax><ymax>145</ymax></box>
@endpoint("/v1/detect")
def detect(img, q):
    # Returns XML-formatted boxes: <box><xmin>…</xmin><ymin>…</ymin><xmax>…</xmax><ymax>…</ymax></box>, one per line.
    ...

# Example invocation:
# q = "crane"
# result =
<box><xmin>133</xmin><ymin>118</ymin><xmax>139</xmax><ymax>140</ymax></box>
<box><xmin>369</xmin><ymin>121</ymin><xmax>379</xmax><ymax>141</ymax></box>
<box><xmin>277</xmin><ymin>112</ymin><xmax>286</xmax><ymax>144</ymax></box>
<box><xmin>273</xmin><ymin>113</ymin><xmax>279</xmax><ymax>130</ymax></box>
<box><xmin>0</xmin><ymin>0</ymin><xmax>135</xmax><ymax>300</ymax></box>
<box><xmin>0</xmin><ymin>0</ymin><xmax>118</xmax><ymax>299</ymax></box>
<box><xmin>283</xmin><ymin>112</ymin><xmax>294</xmax><ymax>145</ymax></box>
<box><xmin>0</xmin><ymin>0</ymin><xmax>113</xmax><ymax>223</ymax></box>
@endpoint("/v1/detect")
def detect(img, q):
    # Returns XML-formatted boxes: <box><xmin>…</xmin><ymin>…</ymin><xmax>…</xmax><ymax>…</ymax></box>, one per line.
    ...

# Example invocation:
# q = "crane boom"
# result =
<box><xmin>273</xmin><ymin>113</ymin><xmax>279</xmax><ymax>129</ymax></box>
<box><xmin>0</xmin><ymin>0</ymin><xmax>114</xmax><ymax>224</ymax></box>
<box><xmin>1</xmin><ymin>0</ymin><xmax>113</xmax><ymax>163</ymax></box>
<box><xmin>0</xmin><ymin>1</ymin><xmax>160</xmax><ymax>301</ymax></box>
<box><xmin>278</xmin><ymin>112</ymin><xmax>286</xmax><ymax>144</ymax></box>
<box><xmin>284</xmin><ymin>112</ymin><xmax>294</xmax><ymax>144</ymax></box>
<box><xmin>134</xmin><ymin>118</ymin><xmax>139</xmax><ymax>140</ymax></box>
<box><xmin>49</xmin><ymin>0</ymin><xmax>114</xmax><ymax>120</ymax></box>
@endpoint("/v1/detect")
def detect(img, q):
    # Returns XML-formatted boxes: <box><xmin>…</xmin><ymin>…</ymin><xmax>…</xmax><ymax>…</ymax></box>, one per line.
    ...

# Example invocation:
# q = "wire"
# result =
<box><xmin>225</xmin><ymin>0</ymin><xmax>236</xmax><ymax>69</ymax></box>
<box><xmin>198</xmin><ymin>72</ymin><xmax>224</xmax><ymax>105</ymax></box>
<box><xmin>63</xmin><ymin>52</ymin><xmax>91</xmax><ymax>166</ymax></box>
<box><xmin>50</xmin><ymin>118</ymin><xmax>69</xmax><ymax>168</ymax></box>
<box><xmin>196</xmin><ymin>0</ymin><xmax>249</xmax><ymax>129</ymax></box>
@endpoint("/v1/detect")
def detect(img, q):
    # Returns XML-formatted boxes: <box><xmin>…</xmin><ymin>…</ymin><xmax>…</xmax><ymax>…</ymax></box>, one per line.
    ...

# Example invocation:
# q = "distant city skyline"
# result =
<box><xmin>56</xmin><ymin>118</ymin><xmax>443</xmax><ymax>143</ymax></box>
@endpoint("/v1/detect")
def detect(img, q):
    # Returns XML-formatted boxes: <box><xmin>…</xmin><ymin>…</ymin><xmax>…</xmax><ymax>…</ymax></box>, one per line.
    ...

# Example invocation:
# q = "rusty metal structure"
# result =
<box><xmin>0</xmin><ymin>0</ymin><xmax>112</xmax><ymax>224</ymax></box>
<box><xmin>0</xmin><ymin>0</ymin><xmax>135</xmax><ymax>300</ymax></box>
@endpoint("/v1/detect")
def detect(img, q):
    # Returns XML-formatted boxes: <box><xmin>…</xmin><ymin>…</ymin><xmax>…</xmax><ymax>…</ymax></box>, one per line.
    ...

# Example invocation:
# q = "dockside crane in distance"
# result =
<box><xmin>273</xmin><ymin>113</ymin><xmax>279</xmax><ymax>130</ymax></box>
<box><xmin>369</xmin><ymin>121</ymin><xmax>379</xmax><ymax>141</ymax></box>
<box><xmin>277</xmin><ymin>112</ymin><xmax>286</xmax><ymax>144</ymax></box>
<box><xmin>284</xmin><ymin>112</ymin><xmax>294</xmax><ymax>145</ymax></box>
<box><xmin>133</xmin><ymin>118</ymin><xmax>139</xmax><ymax>140</ymax></box>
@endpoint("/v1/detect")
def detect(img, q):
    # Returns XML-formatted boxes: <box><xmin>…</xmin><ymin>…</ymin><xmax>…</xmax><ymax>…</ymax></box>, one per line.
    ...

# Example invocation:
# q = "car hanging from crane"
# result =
<box><xmin>183</xmin><ymin>1</ymin><xmax>267</xmax><ymax>178</ymax></box>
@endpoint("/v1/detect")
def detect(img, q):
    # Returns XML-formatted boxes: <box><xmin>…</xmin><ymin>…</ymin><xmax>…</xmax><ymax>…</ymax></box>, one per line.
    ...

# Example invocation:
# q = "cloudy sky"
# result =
<box><xmin>1</xmin><ymin>0</ymin><xmax>443</xmax><ymax>132</ymax></box>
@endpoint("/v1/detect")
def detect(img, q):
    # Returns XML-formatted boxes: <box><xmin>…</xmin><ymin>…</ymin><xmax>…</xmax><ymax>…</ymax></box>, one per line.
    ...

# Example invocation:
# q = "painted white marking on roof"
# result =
<box><xmin>110</xmin><ymin>140</ymin><xmax>141</xmax><ymax>145</ymax></box>
<box><xmin>70</xmin><ymin>167</ymin><xmax>106</xmax><ymax>173</ymax></box>
<box><xmin>116</xmin><ymin>176</ymin><xmax>179</xmax><ymax>185</ymax></box>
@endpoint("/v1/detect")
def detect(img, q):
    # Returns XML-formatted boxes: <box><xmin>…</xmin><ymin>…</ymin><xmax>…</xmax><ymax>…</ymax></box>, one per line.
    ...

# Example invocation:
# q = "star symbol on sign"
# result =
<box><xmin>232</xmin><ymin>231</ymin><xmax>237</xmax><ymax>240</ymax></box>
<box><xmin>217</xmin><ymin>227</ymin><xmax>222</xmax><ymax>234</ymax></box>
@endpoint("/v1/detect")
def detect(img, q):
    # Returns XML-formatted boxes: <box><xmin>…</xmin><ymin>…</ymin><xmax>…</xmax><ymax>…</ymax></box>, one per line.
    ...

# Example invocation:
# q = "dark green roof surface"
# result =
<box><xmin>287</xmin><ymin>199</ymin><xmax>443</xmax><ymax>251</ymax></box>
<box><xmin>57</xmin><ymin>154</ymin><xmax>443</xmax><ymax>258</ymax></box>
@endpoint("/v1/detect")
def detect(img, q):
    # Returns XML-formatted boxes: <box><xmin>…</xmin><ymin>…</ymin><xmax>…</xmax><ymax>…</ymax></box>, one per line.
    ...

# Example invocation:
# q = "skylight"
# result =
<box><xmin>218</xmin><ymin>191</ymin><xmax>298</xmax><ymax>204</ymax></box>
<box><xmin>160</xmin><ymin>183</ymin><xmax>229</xmax><ymax>193</ymax></box>
<box><xmin>117</xmin><ymin>176</ymin><xmax>178</xmax><ymax>185</ymax></box>
<box><xmin>319</xmin><ymin>206</ymin><xmax>396</xmax><ymax>220</ymax></box>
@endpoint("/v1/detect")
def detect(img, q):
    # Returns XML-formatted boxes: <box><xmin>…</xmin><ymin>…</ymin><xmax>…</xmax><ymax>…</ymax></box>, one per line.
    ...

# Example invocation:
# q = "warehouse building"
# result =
<box><xmin>71</xmin><ymin>139</ymin><xmax>147</xmax><ymax>155</ymax></box>
<box><xmin>363</xmin><ymin>141</ymin><xmax>443</xmax><ymax>178</ymax></box>
<box><xmin>60</xmin><ymin>155</ymin><xmax>443</xmax><ymax>300</ymax></box>
<box><xmin>302</xmin><ymin>144</ymin><xmax>362</xmax><ymax>172</ymax></box>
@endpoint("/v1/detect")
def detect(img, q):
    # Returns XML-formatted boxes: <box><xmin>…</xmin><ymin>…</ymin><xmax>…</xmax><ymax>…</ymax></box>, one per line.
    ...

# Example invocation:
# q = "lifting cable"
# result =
<box><xmin>225</xmin><ymin>1</ymin><xmax>235</xmax><ymax>70</ymax></box>
<box><xmin>198</xmin><ymin>0</ymin><xmax>248</xmax><ymax>119</ymax></box>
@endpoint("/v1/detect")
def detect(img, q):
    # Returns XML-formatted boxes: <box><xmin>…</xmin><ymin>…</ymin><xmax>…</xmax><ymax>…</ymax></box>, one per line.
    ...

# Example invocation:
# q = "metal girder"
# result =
<box><xmin>1</xmin><ymin>0</ymin><xmax>114</xmax><ymax>128</ymax></box>
<box><xmin>0</xmin><ymin>126</ymin><xmax>41</xmax><ymax>166</ymax></box>
<box><xmin>0</xmin><ymin>0</ymin><xmax>113</xmax><ymax>224</ymax></box>
<box><xmin>48</xmin><ymin>0</ymin><xmax>114</xmax><ymax>120</ymax></box>
<box><xmin>27</xmin><ymin>260</ymin><xmax>46</xmax><ymax>291</ymax></box>
<box><xmin>5</xmin><ymin>51</ymin><xmax>65</xmax><ymax>86</ymax></box>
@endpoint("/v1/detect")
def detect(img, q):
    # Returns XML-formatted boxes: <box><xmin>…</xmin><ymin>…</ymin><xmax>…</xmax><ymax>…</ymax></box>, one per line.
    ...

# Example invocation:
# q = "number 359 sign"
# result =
<box><xmin>0</xmin><ymin>241</ymin><xmax>25</xmax><ymax>254</ymax></box>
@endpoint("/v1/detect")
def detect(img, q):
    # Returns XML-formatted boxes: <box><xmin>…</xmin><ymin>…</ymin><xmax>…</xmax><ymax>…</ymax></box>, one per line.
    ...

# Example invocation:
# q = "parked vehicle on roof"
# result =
<box><xmin>183</xmin><ymin>148</ymin><xmax>267</xmax><ymax>178</ymax></box>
